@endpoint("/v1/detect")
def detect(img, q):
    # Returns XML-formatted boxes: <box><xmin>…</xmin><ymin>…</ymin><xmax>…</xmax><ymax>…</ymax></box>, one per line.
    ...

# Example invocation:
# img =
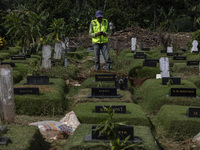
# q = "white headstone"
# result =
<box><xmin>131</xmin><ymin>38</ymin><xmax>136</xmax><ymax>51</ymax></box>
<box><xmin>159</xmin><ymin>57</ymin><xmax>170</xmax><ymax>77</ymax></box>
<box><xmin>54</xmin><ymin>42</ymin><xmax>62</xmax><ymax>60</ymax></box>
<box><xmin>167</xmin><ymin>46</ymin><xmax>173</xmax><ymax>53</ymax></box>
<box><xmin>191</xmin><ymin>40</ymin><xmax>198</xmax><ymax>53</ymax></box>
<box><xmin>0</xmin><ymin>65</ymin><xmax>15</xmax><ymax>123</ymax></box>
<box><xmin>156</xmin><ymin>74</ymin><xmax>162</xmax><ymax>79</ymax></box>
<box><xmin>42</xmin><ymin>45</ymin><xmax>51</xmax><ymax>72</ymax></box>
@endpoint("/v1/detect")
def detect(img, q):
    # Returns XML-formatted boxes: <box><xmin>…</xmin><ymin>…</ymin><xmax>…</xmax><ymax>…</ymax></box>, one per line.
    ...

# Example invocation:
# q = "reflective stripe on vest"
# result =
<box><xmin>92</xmin><ymin>19</ymin><xmax>108</xmax><ymax>43</ymax></box>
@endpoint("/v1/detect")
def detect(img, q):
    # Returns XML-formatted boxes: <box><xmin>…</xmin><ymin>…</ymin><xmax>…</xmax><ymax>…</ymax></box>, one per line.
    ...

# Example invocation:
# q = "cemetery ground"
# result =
<box><xmin>1</xmin><ymin>40</ymin><xmax>200</xmax><ymax>150</ymax></box>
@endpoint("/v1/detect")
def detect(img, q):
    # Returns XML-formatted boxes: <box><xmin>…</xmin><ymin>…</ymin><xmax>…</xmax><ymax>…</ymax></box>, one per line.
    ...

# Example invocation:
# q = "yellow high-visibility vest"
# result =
<box><xmin>91</xmin><ymin>19</ymin><xmax>108</xmax><ymax>43</ymax></box>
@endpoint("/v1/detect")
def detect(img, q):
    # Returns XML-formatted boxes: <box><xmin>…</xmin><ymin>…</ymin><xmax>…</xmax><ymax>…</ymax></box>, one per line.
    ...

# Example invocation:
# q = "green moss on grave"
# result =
<box><xmin>14</xmin><ymin>78</ymin><xmax>68</xmax><ymax>116</ymax></box>
<box><xmin>0</xmin><ymin>53</ymin><xmax>10</xmax><ymax>61</ymax></box>
<box><xmin>73</xmin><ymin>102</ymin><xmax>150</xmax><ymax>126</ymax></box>
<box><xmin>188</xmin><ymin>75</ymin><xmax>200</xmax><ymax>88</ymax></box>
<box><xmin>61</xmin><ymin>124</ymin><xmax>159</xmax><ymax>150</ymax></box>
<box><xmin>13</xmin><ymin>70</ymin><xmax>23</xmax><ymax>84</ymax></box>
<box><xmin>186</xmin><ymin>53</ymin><xmax>200</xmax><ymax>60</ymax></box>
<box><xmin>0</xmin><ymin>124</ymin><xmax>49</xmax><ymax>150</ymax></box>
<box><xmin>157</xmin><ymin>105</ymin><xmax>200</xmax><ymax>140</ymax></box>
<box><xmin>129</xmin><ymin>66</ymin><xmax>160</xmax><ymax>78</ymax></box>
<box><xmin>134</xmin><ymin>79</ymin><xmax>200</xmax><ymax>114</ymax></box>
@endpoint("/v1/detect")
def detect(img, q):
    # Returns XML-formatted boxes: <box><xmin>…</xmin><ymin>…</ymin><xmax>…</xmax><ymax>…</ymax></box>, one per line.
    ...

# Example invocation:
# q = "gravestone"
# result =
<box><xmin>61</xmin><ymin>41</ymin><xmax>66</xmax><ymax>56</ymax></box>
<box><xmin>162</xmin><ymin>77</ymin><xmax>181</xmax><ymax>85</ymax></box>
<box><xmin>65</xmin><ymin>37</ymin><xmax>69</xmax><ymax>52</ymax></box>
<box><xmin>14</xmin><ymin>87</ymin><xmax>39</xmax><ymax>95</ymax></box>
<box><xmin>145</xmin><ymin>59</ymin><xmax>159</xmax><ymax>63</ymax></box>
<box><xmin>186</xmin><ymin>107</ymin><xmax>200</xmax><ymax>118</ymax></box>
<box><xmin>191</xmin><ymin>40</ymin><xmax>198</xmax><ymax>53</ymax></box>
<box><xmin>0</xmin><ymin>126</ymin><xmax>9</xmax><ymax>145</ymax></box>
<box><xmin>0</xmin><ymin>65</ymin><xmax>15</xmax><ymax>123</ymax></box>
<box><xmin>11</xmin><ymin>55</ymin><xmax>26</xmax><ymax>60</ymax></box>
<box><xmin>167</xmin><ymin>46</ymin><xmax>173</xmax><ymax>53</ymax></box>
<box><xmin>173</xmin><ymin>53</ymin><xmax>179</xmax><ymax>57</ymax></box>
<box><xmin>1</xmin><ymin>62</ymin><xmax>15</xmax><ymax>67</ymax></box>
<box><xmin>170</xmin><ymin>88</ymin><xmax>196</xmax><ymax>97</ymax></box>
<box><xmin>25</xmin><ymin>75</ymin><xmax>51</xmax><ymax>85</ymax></box>
<box><xmin>42</xmin><ymin>45</ymin><xmax>51</xmax><ymax>72</ymax></box>
<box><xmin>167</xmin><ymin>53</ymin><xmax>173</xmax><ymax>56</ymax></box>
<box><xmin>143</xmin><ymin>62</ymin><xmax>157</xmax><ymax>67</ymax></box>
<box><xmin>95</xmin><ymin>74</ymin><xmax>116</xmax><ymax>82</ymax></box>
<box><xmin>88</xmin><ymin>87</ymin><xmax>121</xmax><ymax>98</ymax></box>
<box><xmin>115</xmin><ymin>77</ymin><xmax>128</xmax><ymax>90</ymax></box>
<box><xmin>160</xmin><ymin>50</ymin><xmax>167</xmax><ymax>53</ymax></box>
<box><xmin>131</xmin><ymin>38</ymin><xmax>136</xmax><ymax>52</ymax></box>
<box><xmin>141</xmin><ymin>48</ymin><xmax>150</xmax><ymax>51</ymax></box>
<box><xmin>0</xmin><ymin>126</ymin><xmax>7</xmax><ymax>134</ymax></box>
<box><xmin>95</xmin><ymin>105</ymin><xmax>126</xmax><ymax>113</ymax></box>
<box><xmin>134</xmin><ymin>51</ymin><xmax>147</xmax><ymax>59</ymax></box>
<box><xmin>91</xmin><ymin>125</ymin><xmax>134</xmax><ymax>140</ymax></box>
<box><xmin>159</xmin><ymin>57</ymin><xmax>170</xmax><ymax>77</ymax></box>
<box><xmin>54</xmin><ymin>42</ymin><xmax>62</xmax><ymax>60</ymax></box>
<box><xmin>173</xmin><ymin>56</ymin><xmax>186</xmax><ymax>60</ymax></box>
<box><xmin>187</xmin><ymin>61</ymin><xmax>200</xmax><ymax>66</ymax></box>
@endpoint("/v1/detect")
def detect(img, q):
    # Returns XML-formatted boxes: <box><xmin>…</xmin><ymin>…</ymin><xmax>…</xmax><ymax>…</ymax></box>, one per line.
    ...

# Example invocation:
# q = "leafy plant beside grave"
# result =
<box><xmin>28</xmin><ymin>59</ymin><xmax>41</xmax><ymax>75</ymax></box>
<box><xmin>94</xmin><ymin>106</ymin><xmax>136</xmax><ymax>150</ymax></box>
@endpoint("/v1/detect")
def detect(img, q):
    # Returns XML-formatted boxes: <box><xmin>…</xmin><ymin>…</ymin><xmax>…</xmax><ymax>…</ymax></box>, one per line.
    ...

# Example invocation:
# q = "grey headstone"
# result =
<box><xmin>42</xmin><ymin>45</ymin><xmax>51</xmax><ymax>72</ymax></box>
<box><xmin>131</xmin><ymin>38</ymin><xmax>136</xmax><ymax>51</ymax></box>
<box><xmin>0</xmin><ymin>65</ymin><xmax>15</xmax><ymax>123</ymax></box>
<box><xmin>100</xmin><ymin>51</ymin><xmax>105</xmax><ymax>64</ymax></box>
<box><xmin>167</xmin><ymin>46</ymin><xmax>173</xmax><ymax>53</ymax></box>
<box><xmin>191</xmin><ymin>40</ymin><xmax>198</xmax><ymax>53</ymax></box>
<box><xmin>54</xmin><ymin>42</ymin><xmax>62</xmax><ymax>60</ymax></box>
<box><xmin>61</xmin><ymin>41</ymin><xmax>66</xmax><ymax>56</ymax></box>
<box><xmin>159</xmin><ymin>57</ymin><xmax>170</xmax><ymax>77</ymax></box>
<box><xmin>65</xmin><ymin>37</ymin><xmax>69</xmax><ymax>50</ymax></box>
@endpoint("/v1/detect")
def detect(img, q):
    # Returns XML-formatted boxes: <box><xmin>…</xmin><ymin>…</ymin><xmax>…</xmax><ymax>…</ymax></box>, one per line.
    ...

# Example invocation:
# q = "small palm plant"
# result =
<box><xmin>94</xmin><ymin>106</ymin><xmax>136</xmax><ymax>150</ymax></box>
<box><xmin>2</xmin><ymin>5</ymin><xmax>49</xmax><ymax>54</ymax></box>
<box><xmin>47</xmin><ymin>18</ymin><xmax>66</xmax><ymax>42</ymax></box>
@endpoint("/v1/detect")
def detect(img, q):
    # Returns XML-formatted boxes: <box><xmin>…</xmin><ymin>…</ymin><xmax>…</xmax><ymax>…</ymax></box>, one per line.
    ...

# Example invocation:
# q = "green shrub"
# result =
<box><xmin>129</xmin><ymin>66</ymin><xmax>160</xmax><ymax>78</ymax></box>
<box><xmin>14</xmin><ymin>78</ymin><xmax>68</xmax><ymax>115</ymax></box>
<box><xmin>13</xmin><ymin>70</ymin><xmax>23</xmax><ymax>84</ymax></box>
<box><xmin>136</xmin><ymin>67</ymin><xmax>160</xmax><ymax>78</ymax></box>
<box><xmin>0</xmin><ymin>52</ymin><xmax>10</xmax><ymax>61</ymax></box>
<box><xmin>73</xmin><ymin>102</ymin><xmax>150</xmax><ymax>126</ymax></box>
<box><xmin>157</xmin><ymin>105</ymin><xmax>200</xmax><ymax>140</ymax></box>
<box><xmin>13</xmin><ymin>63</ymin><xmax>29</xmax><ymax>76</ymax></box>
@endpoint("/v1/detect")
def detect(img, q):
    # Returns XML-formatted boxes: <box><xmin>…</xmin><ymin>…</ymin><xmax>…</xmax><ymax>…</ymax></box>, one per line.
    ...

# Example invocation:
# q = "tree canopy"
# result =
<box><xmin>1</xmin><ymin>0</ymin><xmax>200</xmax><ymax>38</ymax></box>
